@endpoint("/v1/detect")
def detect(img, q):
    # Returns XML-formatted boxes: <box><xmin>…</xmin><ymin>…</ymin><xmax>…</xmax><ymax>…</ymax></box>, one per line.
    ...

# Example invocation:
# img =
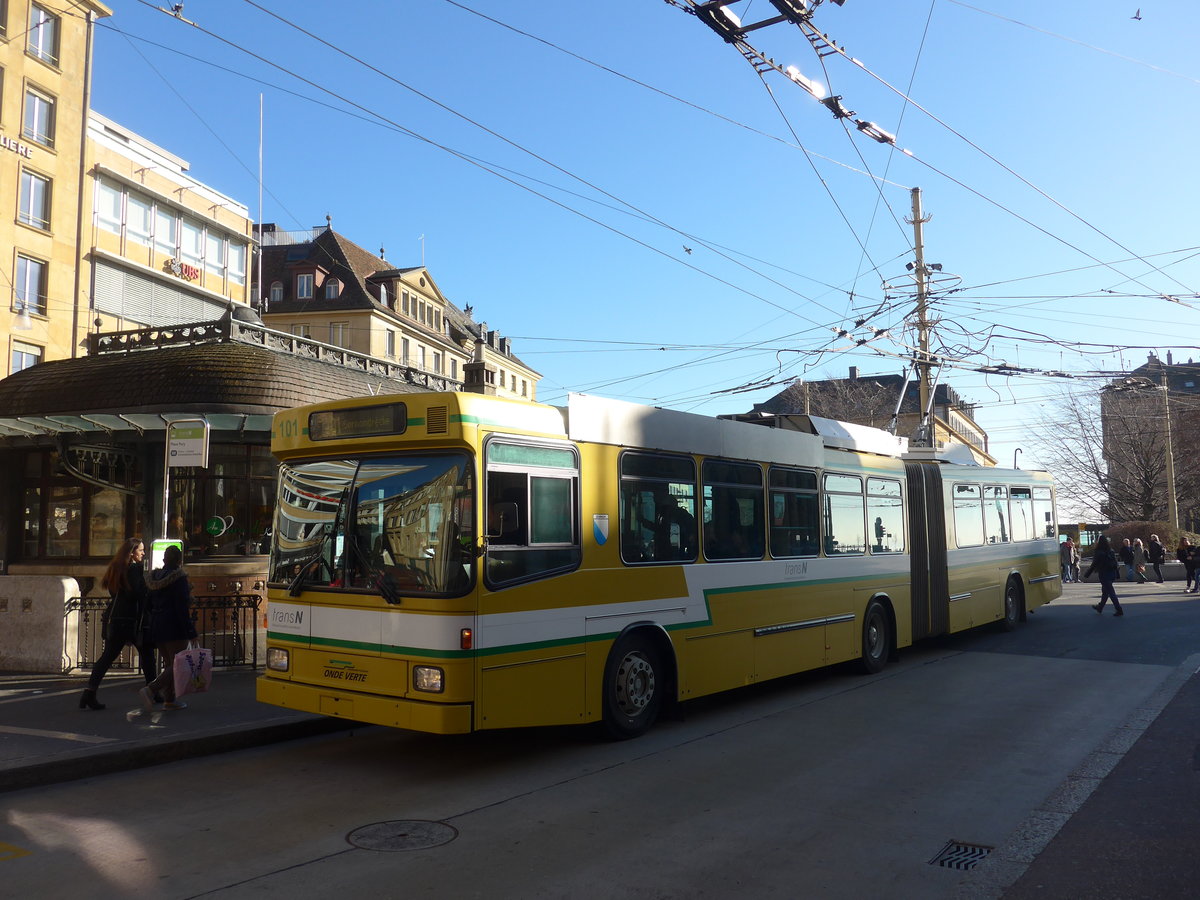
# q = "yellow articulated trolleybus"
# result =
<box><xmin>258</xmin><ymin>391</ymin><xmax>1061</xmax><ymax>738</ymax></box>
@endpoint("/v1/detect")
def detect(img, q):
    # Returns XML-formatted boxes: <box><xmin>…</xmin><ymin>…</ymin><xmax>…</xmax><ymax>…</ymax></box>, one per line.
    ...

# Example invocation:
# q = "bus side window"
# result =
<box><xmin>484</xmin><ymin>441</ymin><xmax>581</xmax><ymax>587</ymax></box>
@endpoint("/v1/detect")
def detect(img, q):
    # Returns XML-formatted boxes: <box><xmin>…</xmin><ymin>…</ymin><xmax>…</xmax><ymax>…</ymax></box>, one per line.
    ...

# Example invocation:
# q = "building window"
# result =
<box><xmin>329</xmin><ymin>322</ymin><xmax>348</xmax><ymax>347</ymax></box>
<box><xmin>15</xmin><ymin>253</ymin><xmax>47</xmax><ymax>316</ymax></box>
<box><xmin>401</xmin><ymin>291</ymin><xmax>409</xmax><ymax>316</ymax></box>
<box><xmin>521</xmin><ymin>379</ymin><xmax>528</xmax><ymax>397</ymax></box>
<box><xmin>154</xmin><ymin>206</ymin><xmax>178</xmax><ymax>255</ymax></box>
<box><xmin>179</xmin><ymin>218</ymin><xmax>203</xmax><ymax>267</ymax></box>
<box><xmin>450</xmin><ymin>359</ymin><xmax>458</xmax><ymax>380</ymax></box>
<box><xmin>296</xmin><ymin>273</ymin><xmax>313</xmax><ymax>299</ymax></box>
<box><xmin>126</xmin><ymin>193</ymin><xmax>153</xmax><ymax>247</ymax></box>
<box><xmin>27</xmin><ymin>4</ymin><xmax>58</xmax><ymax>66</ymax></box>
<box><xmin>22</xmin><ymin>86</ymin><xmax>55</xmax><ymax>147</ymax></box>
<box><xmin>291</xmin><ymin>324</ymin><xmax>311</xmax><ymax>338</ymax></box>
<box><xmin>401</xmin><ymin>337</ymin><xmax>410</xmax><ymax>365</ymax></box>
<box><xmin>228</xmin><ymin>242</ymin><xmax>246</xmax><ymax>286</ymax></box>
<box><xmin>204</xmin><ymin>230</ymin><xmax>225</xmax><ymax>276</ymax></box>
<box><xmin>385</xmin><ymin>329</ymin><xmax>396</xmax><ymax>358</ymax></box>
<box><xmin>324</xmin><ymin>278</ymin><xmax>340</xmax><ymax>299</ymax></box>
<box><xmin>18</xmin><ymin>169</ymin><xmax>50</xmax><ymax>230</ymax></box>
<box><xmin>418</xmin><ymin>346</ymin><xmax>427</xmax><ymax>369</ymax></box>
<box><xmin>432</xmin><ymin>351</ymin><xmax>442</xmax><ymax>374</ymax></box>
<box><xmin>11</xmin><ymin>340</ymin><xmax>41</xmax><ymax>373</ymax></box>
<box><xmin>269</xmin><ymin>281</ymin><xmax>283</xmax><ymax>304</ymax></box>
<box><xmin>378</xmin><ymin>283</ymin><xmax>389</xmax><ymax>307</ymax></box>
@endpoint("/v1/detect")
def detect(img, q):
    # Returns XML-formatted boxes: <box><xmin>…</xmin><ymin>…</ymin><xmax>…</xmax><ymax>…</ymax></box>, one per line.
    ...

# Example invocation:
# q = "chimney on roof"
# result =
<box><xmin>849</xmin><ymin>366</ymin><xmax>858</xmax><ymax>380</ymax></box>
<box><xmin>1167</xmin><ymin>350</ymin><xmax>1173</xmax><ymax>365</ymax></box>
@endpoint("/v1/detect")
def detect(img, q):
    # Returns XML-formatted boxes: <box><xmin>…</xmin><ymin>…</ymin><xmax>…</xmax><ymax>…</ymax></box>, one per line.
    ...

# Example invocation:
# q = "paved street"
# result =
<box><xmin>1</xmin><ymin>581</ymin><xmax>1199</xmax><ymax>898</ymax></box>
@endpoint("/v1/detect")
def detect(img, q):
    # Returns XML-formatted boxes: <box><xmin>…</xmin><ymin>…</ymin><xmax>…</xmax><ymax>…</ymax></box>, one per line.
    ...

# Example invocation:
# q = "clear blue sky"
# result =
<box><xmin>92</xmin><ymin>1</ymin><xmax>1200</xmax><ymax>474</ymax></box>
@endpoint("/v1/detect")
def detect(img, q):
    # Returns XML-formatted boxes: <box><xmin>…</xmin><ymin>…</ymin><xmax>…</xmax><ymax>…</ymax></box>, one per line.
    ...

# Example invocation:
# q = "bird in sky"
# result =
<box><xmin>683</xmin><ymin>246</ymin><xmax>693</xmax><ymax>255</ymax></box>
<box><xmin>1132</xmin><ymin>8</ymin><xmax>1142</xmax><ymax>19</ymax></box>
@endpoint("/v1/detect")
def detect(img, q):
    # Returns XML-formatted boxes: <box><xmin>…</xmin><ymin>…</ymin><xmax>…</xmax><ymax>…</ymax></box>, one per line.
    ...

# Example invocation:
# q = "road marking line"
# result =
<box><xmin>0</xmin><ymin>725</ymin><xmax>118</xmax><ymax>744</ymax></box>
<box><xmin>0</xmin><ymin>841</ymin><xmax>32</xmax><ymax>861</ymax></box>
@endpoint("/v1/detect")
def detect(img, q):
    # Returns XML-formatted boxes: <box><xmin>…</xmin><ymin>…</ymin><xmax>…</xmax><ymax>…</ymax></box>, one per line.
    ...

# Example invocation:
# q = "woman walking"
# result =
<box><xmin>1085</xmin><ymin>535</ymin><xmax>1124</xmax><ymax>616</ymax></box>
<box><xmin>79</xmin><ymin>538</ymin><xmax>156</xmax><ymax>710</ymax></box>
<box><xmin>139</xmin><ymin>545</ymin><xmax>197</xmax><ymax>713</ymax></box>
<box><xmin>1131</xmin><ymin>538</ymin><xmax>1149</xmax><ymax>584</ymax></box>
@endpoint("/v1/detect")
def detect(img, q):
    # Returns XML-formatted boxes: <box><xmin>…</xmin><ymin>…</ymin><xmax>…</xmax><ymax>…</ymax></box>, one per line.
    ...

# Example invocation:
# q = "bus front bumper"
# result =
<box><xmin>257</xmin><ymin>676</ymin><xmax>473</xmax><ymax>734</ymax></box>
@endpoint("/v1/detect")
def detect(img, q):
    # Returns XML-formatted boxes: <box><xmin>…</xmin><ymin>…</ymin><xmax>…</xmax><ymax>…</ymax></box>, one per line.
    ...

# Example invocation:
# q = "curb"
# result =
<box><xmin>0</xmin><ymin>716</ymin><xmax>358</xmax><ymax>795</ymax></box>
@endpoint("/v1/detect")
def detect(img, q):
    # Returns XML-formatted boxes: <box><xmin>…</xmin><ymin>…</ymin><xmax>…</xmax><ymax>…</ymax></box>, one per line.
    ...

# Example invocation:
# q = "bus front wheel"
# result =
<box><xmin>602</xmin><ymin>633</ymin><xmax>663</xmax><ymax>740</ymax></box>
<box><xmin>999</xmin><ymin>578</ymin><xmax>1023</xmax><ymax>632</ymax></box>
<box><xmin>859</xmin><ymin>599</ymin><xmax>891</xmax><ymax>675</ymax></box>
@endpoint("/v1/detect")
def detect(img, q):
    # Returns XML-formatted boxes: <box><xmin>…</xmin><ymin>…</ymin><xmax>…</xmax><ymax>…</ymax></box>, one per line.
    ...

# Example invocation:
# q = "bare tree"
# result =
<box><xmin>765</xmin><ymin>376</ymin><xmax>900</xmax><ymax>430</ymax></box>
<box><xmin>1031</xmin><ymin>385</ymin><xmax>1200</xmax><ymax>526</ymax></box>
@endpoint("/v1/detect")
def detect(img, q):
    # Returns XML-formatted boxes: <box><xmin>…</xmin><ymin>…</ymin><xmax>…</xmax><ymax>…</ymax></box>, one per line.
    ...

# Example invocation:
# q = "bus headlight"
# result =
<box><xmin>413</xmin><ymin>666</ymin><xmax>444</xmax><ymax>693</ymax></box>
<box><xmin>266</xmin><ymin>648</ymin><xmax>290</xmax><ymax>672</ymax></box>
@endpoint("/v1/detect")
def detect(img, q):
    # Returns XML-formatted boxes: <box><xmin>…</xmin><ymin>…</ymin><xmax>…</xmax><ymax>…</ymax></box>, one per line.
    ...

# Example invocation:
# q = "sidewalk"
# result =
<box><xmin>0</xmin><ymin>667</ymin><xmax>352</xmax><ymax>794</ymax></box>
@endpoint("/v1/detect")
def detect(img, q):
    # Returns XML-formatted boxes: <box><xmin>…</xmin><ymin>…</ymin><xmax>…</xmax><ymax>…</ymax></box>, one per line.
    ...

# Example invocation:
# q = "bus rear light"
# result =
<box><xmin>460</xmin><ymin>628</ymin><xmax>473</xmax><ymax>650</ymax></box>
<box><xmin>266</xmin><ymin>648</ymin><xmax>290</xmax><ymax>672</ymax></box>
<box><xmin>413</xmin><ymin>666</ymin><xmax>444</xmax><ymax>693</ymax></box>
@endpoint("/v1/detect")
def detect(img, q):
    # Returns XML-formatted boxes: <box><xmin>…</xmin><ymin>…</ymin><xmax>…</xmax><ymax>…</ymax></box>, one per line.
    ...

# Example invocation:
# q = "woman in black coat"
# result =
<box><xmin>80</xmin><ymin>538</ymin><xmax>156</xmax><ymax>710</ymax></box>
<box><xmin>139</xmin><ymin>545</ymin><xmax>197</xmax><ymax>712</ymax></box>
<box><xmin>1085</xmin><ymin>535</ymin><xmax>1124</xmax><ymax>616</ymax></box>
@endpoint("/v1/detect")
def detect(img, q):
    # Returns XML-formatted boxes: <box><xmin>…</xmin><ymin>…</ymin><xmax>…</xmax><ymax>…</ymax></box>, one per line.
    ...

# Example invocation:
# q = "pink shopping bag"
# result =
<box><xmin>173</xmin><ymin>644</ymin><xmax>213</xmax><ymax>697</ymax></box>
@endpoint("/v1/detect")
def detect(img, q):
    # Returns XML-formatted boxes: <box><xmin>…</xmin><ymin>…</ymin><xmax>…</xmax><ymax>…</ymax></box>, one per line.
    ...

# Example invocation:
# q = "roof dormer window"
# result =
<box><xmin>324</xmin><ymin>278</ymin><xmax>340</xmax><ymax>299</ymax></box>
<box><xmin>296</xmin><ymin>273</ymin><xmax>314</xmax><ymax>300</ymax></box>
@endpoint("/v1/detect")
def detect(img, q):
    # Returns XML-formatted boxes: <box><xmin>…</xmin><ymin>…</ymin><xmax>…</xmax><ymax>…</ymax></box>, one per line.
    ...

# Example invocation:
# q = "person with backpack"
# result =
<box><xmin>1086</xmin><ymin>535</ymin><xmax>1124</xmax><ymax>616</ymax></box>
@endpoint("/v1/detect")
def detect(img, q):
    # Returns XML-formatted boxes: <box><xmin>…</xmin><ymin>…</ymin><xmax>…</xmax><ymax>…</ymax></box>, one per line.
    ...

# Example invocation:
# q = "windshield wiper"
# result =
<box><xmin>288</xmin><ymin>525</ymin><xmax>335</xmax><ymax>596</ymax></box>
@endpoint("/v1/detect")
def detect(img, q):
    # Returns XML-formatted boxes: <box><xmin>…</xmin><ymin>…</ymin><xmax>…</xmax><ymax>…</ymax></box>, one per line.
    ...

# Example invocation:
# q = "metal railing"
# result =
<box><xmin>64</xmin><ymin>594</ymin><xmax>262</xmax><ymax>674</ymax></box>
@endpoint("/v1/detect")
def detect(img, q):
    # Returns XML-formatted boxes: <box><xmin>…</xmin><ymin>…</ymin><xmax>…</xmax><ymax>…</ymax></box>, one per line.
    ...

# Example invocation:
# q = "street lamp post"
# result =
<box><xmin>1159</xmin><ymin>372</ymin><xmax>1180</xmax><ymax>529</ymax></box>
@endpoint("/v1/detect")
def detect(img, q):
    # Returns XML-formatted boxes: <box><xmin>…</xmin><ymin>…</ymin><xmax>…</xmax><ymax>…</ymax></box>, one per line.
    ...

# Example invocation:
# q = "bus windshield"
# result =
<box><xmin>270</xmin><ymin>453</ymin><xmax>475</xmax><ymax>596</ymax></box>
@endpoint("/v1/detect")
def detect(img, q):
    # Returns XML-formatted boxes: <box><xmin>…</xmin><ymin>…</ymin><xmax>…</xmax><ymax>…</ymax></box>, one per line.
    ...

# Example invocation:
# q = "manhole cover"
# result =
<box><xmin>347</xmin><ymin>820</ymin><xmax>458</xmax><ymax>852</ymax></box>
<box><xmin>929</xmin><ymin>840</ymin><xmax>993</xmax><ymax>870</ymax></box>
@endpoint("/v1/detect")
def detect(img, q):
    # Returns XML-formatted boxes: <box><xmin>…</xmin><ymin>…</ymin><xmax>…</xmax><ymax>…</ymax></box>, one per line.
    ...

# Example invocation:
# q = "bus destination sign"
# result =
<box><xmin>309</xmin><ymin>402</ymin><xmax>408</xmax><ymax>441</ymax></box>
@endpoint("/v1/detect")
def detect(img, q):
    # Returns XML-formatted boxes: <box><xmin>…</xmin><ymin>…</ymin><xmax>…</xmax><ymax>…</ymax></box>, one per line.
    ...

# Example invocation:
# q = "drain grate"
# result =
<box><xmin>347</xmin><ymin>820</ymin><xmax>458</xmax><ymax>852</ymax></box>
<box><xmin>929</xmin><ymin>840</ymin><xmax>993</xmax><ymax>870</ymax></box>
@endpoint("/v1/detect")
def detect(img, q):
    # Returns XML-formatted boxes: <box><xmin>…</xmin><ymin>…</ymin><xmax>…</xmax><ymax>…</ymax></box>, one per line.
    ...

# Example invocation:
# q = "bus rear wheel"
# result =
<box><xmin>602</xmin><ymin>633</ymin><xmax>663</xmax><ymax>740</ymax></box>
<box><xmin>859</xmin><ymin>599</ymin><xmax>891</xmax><ymax>675</ymax></box>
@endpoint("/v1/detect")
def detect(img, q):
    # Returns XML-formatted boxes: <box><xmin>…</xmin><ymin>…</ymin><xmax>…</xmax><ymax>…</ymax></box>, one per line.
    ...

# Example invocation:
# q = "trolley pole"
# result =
<box><xmin>909</xmin><ymin>187</ymin><xmax>933</xmax><ymax>445</ymax></box>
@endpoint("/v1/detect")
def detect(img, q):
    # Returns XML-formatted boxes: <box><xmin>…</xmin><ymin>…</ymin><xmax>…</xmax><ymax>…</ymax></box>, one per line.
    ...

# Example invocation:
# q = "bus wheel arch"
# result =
<box><xmin>999</xmin><ymin>575</ymin><xmax>1025</xmax><ymax>631</ymax></box>
<box><xmin>601</xmin><ymin>624</ymin><xmax>675</xmax><ymax>740</ymax></box>
<box><xmin>859</xmin><ymin>596</ymin><xmax>894</xmax><ymax>675</ymax></box>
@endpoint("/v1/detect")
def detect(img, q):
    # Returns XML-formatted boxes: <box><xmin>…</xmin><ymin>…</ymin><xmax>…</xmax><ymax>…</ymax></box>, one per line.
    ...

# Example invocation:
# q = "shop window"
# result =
<box><xmin>168</xmin><ymin>444</ymin><xmax>276</xmax><ymax>558</ymax></box>
<box><xmin>20</xmin><ymin>452</ymin><xmax>139</xmax><ymax>560</ymax></box>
